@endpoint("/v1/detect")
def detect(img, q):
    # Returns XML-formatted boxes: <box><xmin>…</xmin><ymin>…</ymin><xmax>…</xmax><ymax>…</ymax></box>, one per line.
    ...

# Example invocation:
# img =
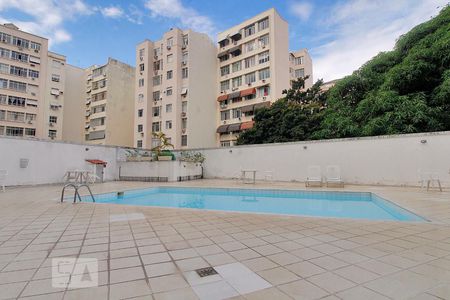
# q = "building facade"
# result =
<box><xmin>290</xmin><ymin>49</ymin><xmax>313</xmax><ymax>89</ymax></box>
<box><xmin>85</xmin><ymin>58</ymin><xmax>135</xmax><ymax>147</ymax></box>
<box><xmin>134</xmin><ymin>28</ymin><xmax>217</xmax><ymax>150</ymax></box>
<box><xmin>215</xmin><ymin>9</ymin><xmax>290</xmax><ymax>147</ymax></box>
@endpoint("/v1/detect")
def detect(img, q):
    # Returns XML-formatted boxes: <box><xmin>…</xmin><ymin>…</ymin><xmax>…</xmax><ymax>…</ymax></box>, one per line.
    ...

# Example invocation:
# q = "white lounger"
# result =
<box><xmin>326</xmin><ymin>165</ymin><xmax>344</xmax><ymax>187</ymax></box>
<box><xmin>306</xmin><ymin>165</ymin><xmax>322</xmax><ymax>187</ymax></box>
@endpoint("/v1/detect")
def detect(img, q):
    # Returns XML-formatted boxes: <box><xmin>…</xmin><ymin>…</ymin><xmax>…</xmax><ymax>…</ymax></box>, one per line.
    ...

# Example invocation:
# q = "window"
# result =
<box><xmin>244</xmin><ymin>24</ymin><xmax>256</xmax><ymax>37</ymax></box>
<box><xmin>0</xmin><ymin>32</ymin><xmax>11</xmax><ymax>44</ymax></box>
<box><xmin>244</xmin><ymin>56</ymin><xmax>255</xmax><ymax>69</ymax></box>
<box><xmin>182</xmin><ymin>52</ymin><xmax>188</xmax><ymax>64</ymax></box>
<box><xmin>48</xmin><ymin>130</ymin><xmax>57</xmax><ymax>138</ymax></box>
<box><xmin>92</xmin><ymin>91</ymin><xmax>107</xmax><ymax>101</ymax></box>
<box><xmin>25</xmin><ymin>128</ymin><xmax>36</xmax><ymax>136</ymax></box>
<box><xmin>294</xmin><ymin>56</ymin><xmax>304</xmax><ymax>65</ymax></box>
<box><xmin>90</xmin><ymin>117</ymin><xmax>105</xmax><ymax>126</ymax></box>
<box><xmin>11</xmin><ymin>51</ymin><xmax>28</xmax><ymax>62</ymax></box>
<box><xmin>153</xmin><ymin>60</ymin><xmax>162</xmax><ymax>70</ymax></box>
<box><xmin>30</xmin><ymin>42</ymin><xmax>41</xmax><ymax>51</ymax></box>
<box><xmin>138</xmin><ymin>94</ymin><xmax>144</xmax><ymax>102</ymax></box>
<box><xmin>152</xmin><ymin>122</ymin><xmax>161</xmax><ymax>132</ymax></box>
<box><xmin>220</xmin><ymin>80</ymin><xmax>230</xmax><ymax>91</ymax></box>
<box><xmin>0</xmin><ymin>78</ymin><xmax>7</xmax><ymax>88</ymax></box>
<box><xmin>220</xmin><ymin>110</ymin><xmax>230</xmax><ymax>120</ymax></box>
<box><xmin>244</xmin><ymin>40</ymin><xmax>256</xmax><ymax>53</ymax></box>
<box><xmin>137</xmin><ymin>140</ymin><xmax>143</xmax><ymax>148</ymax></box>
<box><xmin>139</xmin><ymin>63</ymin><xmax>144</xmax><ymax>71</ymax></box>
<box><xmin>220</xmin><ymin>65</ymin><xmax>230</xmax><ymax>76</ymax></box>
<box><xmin>152</xmin><ymin>106</ymin><xmax>161</xmax><ymax>117</ymax></box>
<box><xmin>139</xmin><ymin>48</ymin><xmax>145</xmax><ymax>58</ymax></box>
<box><xmin>7</xmin><ymin>111</ymin><xmax>25</xmax><ymax>122</ymax></box>
<box><xmin>181</xmin><ymin>68</ymin><xmax>188</xmax><ymax>79</ymax></box>
<box><xmin>0</xmin><ymin>109</ymin><xmax>4</xmax><ymax>120</ymax></box>
<box><xmin>8</xmin><ymin>96</ymin><xmax>26</xmax><ymax>106</ymax></box>
<box><xmin>181</xmin><ymin>135</ymin><xmax>187</xmax><ymax>147</ymax></box>
<box><xmin>258</xmin><ymin>17</ymin><xmax>269</xmax><ymax>31</ymax></box>
<box><xmin>232</xmin><ymin>76</ymin><xmax>242</xmax><ymax>88</ymax></box>
<box><xmin>259</xmin><ymin>68</ymin><xmax>270</xmax><ymax>80</ymax></box>
<box><xmin>294</xmin><ymin>68</ymin><xmax>305</xmax><ymax>78</ymax></box>
<box><xmin>258</xmin><ymin>34</ymin><xmax>269</xmax><ymax>48</ymax></box>
<box><xmin>92</xmin><ymin>66</ymin><xmax>105</xmax><ymax>77</ymax></box>
<box><xmin>29</xmin><ymin>70</ymin><xmax>39</xmax><ymax>78</ymax></box>
<box><xmin>0</xmin><ymin>48</ymin><xmax>10</xmax><ymax>59</ymax></box>
<box><xmin>12</xmin><ymin>36</ymin><xmax>29</xmax><ymax>48</ymax></box>
<box><xmin>221</xmin><ymin>141</ymin><xmax>231</xmax><ymax>147</ymax></box>
<box><xmin>137</xmin><ymin>124</ymin><xmax>143</xmax><ymax>132</ymax></box>
<box><xmin>244</xmin><ymin>72</ymin><xmax>256</xmax><ymax>85</ymax></box>
<box><xmin>181</xmin><ymin>118</ymin><xmax>187</xmax><ymax>129</ymax></box>
<box><xmin>166</xmin><ymin>37</ymin><xmax>173</xmax><ymax>48</ymax></box>
<box><xmin>0</xmin><ymin>94</ymin><xmax>5</xmax><ymax>105</ymax></box>
<box><xmin>167</xmin><ymin>54</ymin><xmax>173</xmax><ymax>63</ymax></box>
<box><xmin>182</xmin><ymin>34</ymin><xmax>189</xmax><ymax>47</ymax></box>
<box><xmin>166</xmin><ymin>88</ymin><xmax>173</xmax><ymax>96</ymax></box>
<box><xmin>10</xmin><ymin>66</ymin><xmax>27</xmax><ymax>77</ymax></box>
<box><xmin>233</xmin><ymin>109</ymin><xmax>242</xmax><ymax>119</ymax></box>
<box><xmin>166</xmin><ymin>104</ymin><xmax>172</xmax><ymax>113</ymax></box>
<box><xmin>152</xmin><ymin>91</ymin><xmax>160</xmax><ymax>101</ymax></box>
<box><xmin>167</xmin><ymin>70</ymin><xmax>173</xmax><ymax>80</ymax></box>
<box><xmin>138</xmin><ymin>78</ymin><xmax>144</xmax><ymax>87</ymax></box>
<box><xmin>232</xmin><ymin>61</ymin><xmax>241</xmax><ymax>73</ymax></box>
<box><xmin>181</xmin><ymin>101</ymin><xmax>187</xmax><ymax>113</ymax></box>
<box><xmin>258</xmin><ymin>51</ymin><xmax>270</xmax><ymax>64</ymax></box>
<box><xmin>0</xmin><ymin>63</ymin><xmax>8</xmax><ymax>74</ymax></box>
<box><xmin>153</xmin><ymin>47</ymin><xmax>161</xmax><ymax>57</ymax></box>
<box><xmin>49</xmin><ymin>116</ymin><xmax>57</xmax><ymax>124</ymax></box>
<box><xmin>152</xmin><ymin>75</ymin><xmax>162</xmax><ymax>86</ymax></box>
<box><xmin>92</xmin><ymin>105</ymin><xmax>105</xmax><ymax>113</ymax></box>
<box><xmin>138</xmin><ymin>109</ymin><xmax>143</xmax><ymax>117</ymax></box>
<box><xmin>165</xmin><ymin>120</ymin><xmax>172</xmax><ymax>129</ymax></box>
<box><xmin>6</xmin><ymin>126</ymin><xmax>23</xmax><ymax>136</ymax></box>
<box><xmin>219</xmin><ymin>54</ymin><xmax>229</xmax><ymax>62</ymax></box>
<box><xmin>51</xmin><ymin>74</ymin><xmax>59</xmax><ymax>82</ymax></box>
<box><xmin>9</xmin><ymin>80</ymin><xmax>26</xmax><ymax>92</ymax></box>
<box><xmin>257</xmin><ymin>86</ymin><xmax>270</xmax><ymax>97</ymax></box>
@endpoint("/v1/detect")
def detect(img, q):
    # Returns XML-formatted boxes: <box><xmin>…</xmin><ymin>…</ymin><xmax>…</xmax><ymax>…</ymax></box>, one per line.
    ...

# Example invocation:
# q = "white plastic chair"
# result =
<box><xmin>264</xmin><ymin>171</ymin><xmax>274</xmax><ymax>183</ymax></box>
<box><xmin>326</xmin><ymin>165</ymin><xmax>344</xmax><ymax>187</ymax></box>
<box><xmin>306</xmin><ymin>165</ymin><xmax>322</xmax><ymax>187</ymax></box>
<box><xmin>86</xmin><ymin>173</ymin><xmax>100</xmax><ymax>185</ymax></box>
<box><xmin>418</xmin><ymin>169</ymin><xmax>442</xmax><ymax>192</ymax></box>
<box><xmin>0</xmin><ymin>170</ymin><xmax>7</xmax><ymax>192</ymax></box>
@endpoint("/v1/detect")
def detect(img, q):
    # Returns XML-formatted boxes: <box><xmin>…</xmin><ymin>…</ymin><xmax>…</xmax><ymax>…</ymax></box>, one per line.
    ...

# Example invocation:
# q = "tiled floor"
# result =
<box><xmin>0</xmin><ymin>180</ymin><xmax>450</xmax><ymax>299</ymax></box>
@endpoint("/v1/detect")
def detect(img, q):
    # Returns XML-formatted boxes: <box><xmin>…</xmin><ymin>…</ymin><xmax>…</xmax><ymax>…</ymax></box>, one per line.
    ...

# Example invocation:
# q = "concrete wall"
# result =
<box><xmin>200</xmin><ymin>131</ymin><xmax>450</xmax><ymax>187</ymax></box>
<box><xmin>120</xmin><ymin>161</ymin><xmax>202</xmax><ymax>182</ymax></box>
<box><xmin>0</xmin><ymin>137</ymin><xmax>119</xmax><ymax>186</ymax></box>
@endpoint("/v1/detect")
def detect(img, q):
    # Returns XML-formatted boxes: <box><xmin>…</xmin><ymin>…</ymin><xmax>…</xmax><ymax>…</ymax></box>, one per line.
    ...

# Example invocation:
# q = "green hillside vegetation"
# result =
<box><xmin>237</xmin><ymin>5</ymin><xmax>450</xmax><ymax>145</ymax></box>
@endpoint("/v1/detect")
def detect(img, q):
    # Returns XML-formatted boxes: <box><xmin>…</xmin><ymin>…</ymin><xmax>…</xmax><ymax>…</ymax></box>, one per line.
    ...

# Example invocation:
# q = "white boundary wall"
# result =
<box><xmin>1</xmin><ymin>131</ymin><xmax>450</xmax><ymax>187</ymax></box>
<box><xmin>0</xmin><ymin>137</ymin><xmax>119</xmax><ymax>186</ymax></box>
<box><xmin>200</xmin><ymin>131</ymin><xmax>450</xmax><ymax>187</ymax></box>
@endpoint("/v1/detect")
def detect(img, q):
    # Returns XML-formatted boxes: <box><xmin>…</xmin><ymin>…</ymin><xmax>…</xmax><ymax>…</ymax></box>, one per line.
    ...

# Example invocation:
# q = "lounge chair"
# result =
<box><xmin>306</xmin><ymin>166</ymin><xmax>322</xmax><ymax>187</ymax></box>
<box><xmin>325</xmin><ymin>165</ymin><xmax>344</xmax><ymax>187</ymax></box>
<box><xmin>0</xmin><ymin>170</ymin><xmax>7</xmax><ymax>192</ymax></box>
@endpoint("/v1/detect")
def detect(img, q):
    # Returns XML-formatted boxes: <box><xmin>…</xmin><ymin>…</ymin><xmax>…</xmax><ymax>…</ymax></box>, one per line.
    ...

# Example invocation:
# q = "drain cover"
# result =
<box><xmin>195</xmin><ymin>267</ymin><xmax>218</xmax><ymax>277</ymax></box>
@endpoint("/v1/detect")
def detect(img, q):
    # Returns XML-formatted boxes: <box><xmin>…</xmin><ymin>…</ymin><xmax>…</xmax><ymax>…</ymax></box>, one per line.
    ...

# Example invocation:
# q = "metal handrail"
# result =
<box><xmin>61</xmin><ymin>183</ymin><xmax>95</xmax><ymax>203</ymax></box>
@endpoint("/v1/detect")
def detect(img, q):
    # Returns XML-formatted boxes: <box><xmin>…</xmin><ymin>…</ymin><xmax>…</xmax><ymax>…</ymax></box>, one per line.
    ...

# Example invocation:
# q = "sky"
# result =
<box><xmin>0</xmin><ymin>0</ymin><xmax>447</xmax><ymax>82</ymax></box>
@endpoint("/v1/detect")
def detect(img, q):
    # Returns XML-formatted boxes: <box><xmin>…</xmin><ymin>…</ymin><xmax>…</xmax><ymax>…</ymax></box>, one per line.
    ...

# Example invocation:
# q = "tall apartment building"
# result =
<box><xmin>215</xmin><ymin>9</ymin><xmax>290</xmax><ymax>147</ymax></box>
<box><xmin>290</xmin><ymin>49</ymin><xmax>313</xmax><ymax>89</ymax></box>
<box><xmin>0</xmin><ymin>23</ymin><xmax>72</xmax><ymax>140</ymax></box>
<box><xmin>84</xmin><ymin>58</ymin><xmax>135</xmax><ymax>147</ymax></box>
<box><xmin>62</xmin><ymin>64</ymin><xmax>85</xmax><ymax>143</ymax></box>
<box><xmin>135</xmin><ymin>28</ymin><xmax>217</xmax><ymax>149</ymax></box>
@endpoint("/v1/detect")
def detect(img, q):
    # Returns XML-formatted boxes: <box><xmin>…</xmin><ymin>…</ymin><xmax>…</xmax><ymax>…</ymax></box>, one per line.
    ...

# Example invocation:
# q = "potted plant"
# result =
<box><xmin>151</xmin><ymin>132</ymin><xmax>175</xmax><ymax>161</ymax></box>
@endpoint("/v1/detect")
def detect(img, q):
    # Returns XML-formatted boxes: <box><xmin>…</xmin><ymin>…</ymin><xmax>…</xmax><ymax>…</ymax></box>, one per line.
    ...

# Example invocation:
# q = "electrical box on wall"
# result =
<box><xmin>20</xmin><ymin>158</ymin><xmax>29</xmax><ymax>168</ymax></box>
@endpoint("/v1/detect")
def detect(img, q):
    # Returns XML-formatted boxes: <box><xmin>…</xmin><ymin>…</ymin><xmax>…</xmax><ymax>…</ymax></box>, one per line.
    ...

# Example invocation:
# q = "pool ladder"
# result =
<box><xmin>60</xmin><ymin>183</ymin><xmax>95</xmax><ymax>203</ymax></box>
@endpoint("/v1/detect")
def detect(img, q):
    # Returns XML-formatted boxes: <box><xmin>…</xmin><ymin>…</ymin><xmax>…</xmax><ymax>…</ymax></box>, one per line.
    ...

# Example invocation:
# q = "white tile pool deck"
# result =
<box><xmin>1</xmin><ymin>179</ymin><xmax>450</xmax><ymax>299</ymax></box>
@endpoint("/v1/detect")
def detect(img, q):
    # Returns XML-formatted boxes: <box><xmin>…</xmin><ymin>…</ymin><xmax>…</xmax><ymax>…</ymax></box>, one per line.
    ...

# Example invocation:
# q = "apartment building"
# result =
<box><xmin>290</xmin><ymin>49</ymin><xmax>313</xmax><ymax>89</ymax></box>
<box><xmin>216</xmin><ymin>8</ymin><xmax>290</xmax><ymax>147</ymax></box>
<box><xmin>85</xmin><ymin>58</ymin><xmax>135</xmax><ymax>147</ymax></box>
<box><xmin>0</xmin><ymin>23</ymin><xmax>70</xmax><ymax>140</ymax></box>
<box><xmin>135</xmin><ymin>28</ymin><xmax>217</xmax><ymax>149</ymax></box>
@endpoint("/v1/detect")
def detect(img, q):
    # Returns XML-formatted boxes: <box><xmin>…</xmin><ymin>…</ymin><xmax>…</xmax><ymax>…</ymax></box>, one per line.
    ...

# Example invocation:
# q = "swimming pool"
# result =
<box><xmin>86</xmin><ymin>187</ymin><xmax>424</xmax><ymax>222</ymax></box>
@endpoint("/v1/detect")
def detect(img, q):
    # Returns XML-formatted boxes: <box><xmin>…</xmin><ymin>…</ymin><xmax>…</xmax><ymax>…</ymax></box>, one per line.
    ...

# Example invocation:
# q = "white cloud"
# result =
<box><xmin>290</xmin><ymin>1</ymin><xmax>313</xmax><ymax>21</ymax></box>
<box><xmin>101</xmin><ymin>6</ymin><xmax>124</xmax><ymax>19</ymax></box>
<box><xmin>309</xmin><ymin>0</ymin><xmax>448</xmax><ymax>82</ymax></box>
<box><xmin>145</xmin><ymin>0</ymin><xmax>215</xmax><ymax>36</ymax></box>
<box><xmin>0</xmin><ymin>0</ymin><xmax>91</xmax><ymax>46</ymax></box>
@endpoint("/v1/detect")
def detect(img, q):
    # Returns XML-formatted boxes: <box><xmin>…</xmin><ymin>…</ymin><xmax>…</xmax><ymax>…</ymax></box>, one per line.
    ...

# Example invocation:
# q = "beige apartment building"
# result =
<box><xmin>84</xmin><ymin>58</ymin><xmax>135</xmax><ymax>147</ymax></box>
<box><xmin>135</xmin><ymin>28</ymin><xmax>217</xmax><ymax>149</ymax></box>
<box><xmin>215</xmin><ymin>8</ymin><xmax>290</xmax><ymax>147</ymax></box>
<box><xmin>290</xmin><ymin>48</ymin><xmax>313</xmax><ymax>89</ymax></box>
<box><xmin>0</xmin><ymin>23</ymin><xmax>74</xmax><ymax>140</ymax></box>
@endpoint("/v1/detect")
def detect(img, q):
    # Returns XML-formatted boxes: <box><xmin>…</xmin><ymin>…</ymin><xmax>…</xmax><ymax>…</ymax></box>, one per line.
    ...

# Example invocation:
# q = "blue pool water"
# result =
<box><xmin>87</xmin><ymin>187</ymin><xmax>424</xmax><ymax>222</ymax></box>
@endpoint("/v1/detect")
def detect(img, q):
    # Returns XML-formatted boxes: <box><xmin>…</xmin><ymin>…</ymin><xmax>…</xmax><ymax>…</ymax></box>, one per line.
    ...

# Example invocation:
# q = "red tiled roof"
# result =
<box><xmin>86</xmin><ymin>159</ymin><xmax>107</xmax><ymax>165</ymax></box>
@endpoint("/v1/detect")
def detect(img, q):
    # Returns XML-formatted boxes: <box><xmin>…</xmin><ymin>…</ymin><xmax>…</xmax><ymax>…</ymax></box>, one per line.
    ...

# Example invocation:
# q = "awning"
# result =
<box><xmin>217</xmin><ymin>51</ymin><xmax>228</xmax><ymax>58</ymax></box>
<box><xmin>86</xmin><ymin>159</ymin><xmax>107</xmax><ymax>166</ymax></box>
<box><xmin>228</xmin><ymin>123</ymin><xmax>241</xmax><ymax>132</ymax></box>
<box><xmin>218</xmin><ymin>38</ymin><xmax>228</xmax><ymax>45</ymax></box>
<box><xmin>181</xmin><ymin>88</ymin><xmax>188</xmax><ymax>95</ymax></box>
<box><xmin>240</xmin><ymin>104</ymin><xmax>255</xmax><ymax>113</ymax></box>
<box><xmin>216</xmin><ymin>125</ymin><xmax>229</xmax><ymax>133</ymax></box>
<box><xmin>240</xmin><ymin>121</ymin><xmax>255</xmax><ymax>130</ymax></box>
<box><xmin>230</xmin><ymin>32</ymin><xmax>242</xmax><ymax>41</ymax></box>
<box><xmin>228</xmin><ymin>91</ymin><xmax>241</xmax><ymax>99</ymax></box>
<box><xmin>240</xmin><ymin>88</ymin><xmax>256</xmax><ymax>97</ymax></box>
<box><xmin>254</xmin><ymin>102</ymin><xmax>270</xmax><ymax>110</ymax></box>
<box><xmin>240</xmin><ymin>101</ymin><xmax>270</xmax><ymax>113</ymax></box>
<box><xmin>217</xmin><ymin>94</ymin><xmax>228</xmax><ymax>102</ymax></box>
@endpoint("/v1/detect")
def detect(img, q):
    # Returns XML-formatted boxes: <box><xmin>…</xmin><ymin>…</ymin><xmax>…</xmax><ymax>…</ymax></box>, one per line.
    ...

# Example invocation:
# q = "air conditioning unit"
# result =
<box><xmin>232</xmin><ymin>88</ymin><xmax>237</xmax><ymax>91</ymax></box>
<box><xmin>248</xmin><ymin>83</ymin><xmax>252</xmax><ymax>86</ymax></box>
<box><xmin>262</xmin><ymin>79</ymin><xmax>266</xmax><ymax>83</ymax></box>
<box><xmin>262</xmin><ymin>45</ymin><xmax>266</xmax><ymax>49</ymax></box>
<box><xmin>182</xmin><ymin>61</ymin><xmax>187</xmax><ymax>65</ymax></box>
<box><xmin>167</xmin><ymin>46</ymin><xmax>171</xmax><ymax>50</ymax></box>
<box><xmin>30</xmin><ymin>64</ymin><xmax>35</xmax><ymax>67</ymax></box>
<box><xmin>263</xmin><ymin>96</ymin><xmax>267</xmax><ymax>100</ymax></box>
<box><xmin>140</xmin><ymin>56</ymin><xmax>143</xmax><ymax>61</ymax></box>
<box><xmin>49</xmin><ymin>123</ymin><xmax>54</xmax><ymax>127</ymax></box>
<box><xmin>153</xmin><ymin>101</ymin><xmax>158</xmax><ymax>105</ymax></box>
<box><xmin>181</xmin><ymin>112</ymin><xmax>186</xmax><ymax>117</ymax></box>
<box><xmin>34</xmin><ymin>49</ymin><xmax>39</xmax><ymax>53</ymax></box>
<box><xmin>181</xmin><ymin>45</ymin><xmax>186</xmax><ymax>50</ymax></box>
<box><xmin>28</xmin><ymin>120</ymin><xmax>33</xmax><ymax>124</ymax></box>
<box><xmin>223</xmin><ymin>121</ymin><xmax>227</xmax><ymax>124</ymax></box>
<box><xmin>182</xmin><ymin>128</ymin><xmax>186</xmax><ymax>133</ymax></box>
<box><xmin>31</xmin><ymin>78</ymin><xmax>35</xmax><ymax>81</ymax></box>
<box><xmin>140</xmin><ymin>132</ymin><xmax>144</xmax><ymax>136</ymax></box>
